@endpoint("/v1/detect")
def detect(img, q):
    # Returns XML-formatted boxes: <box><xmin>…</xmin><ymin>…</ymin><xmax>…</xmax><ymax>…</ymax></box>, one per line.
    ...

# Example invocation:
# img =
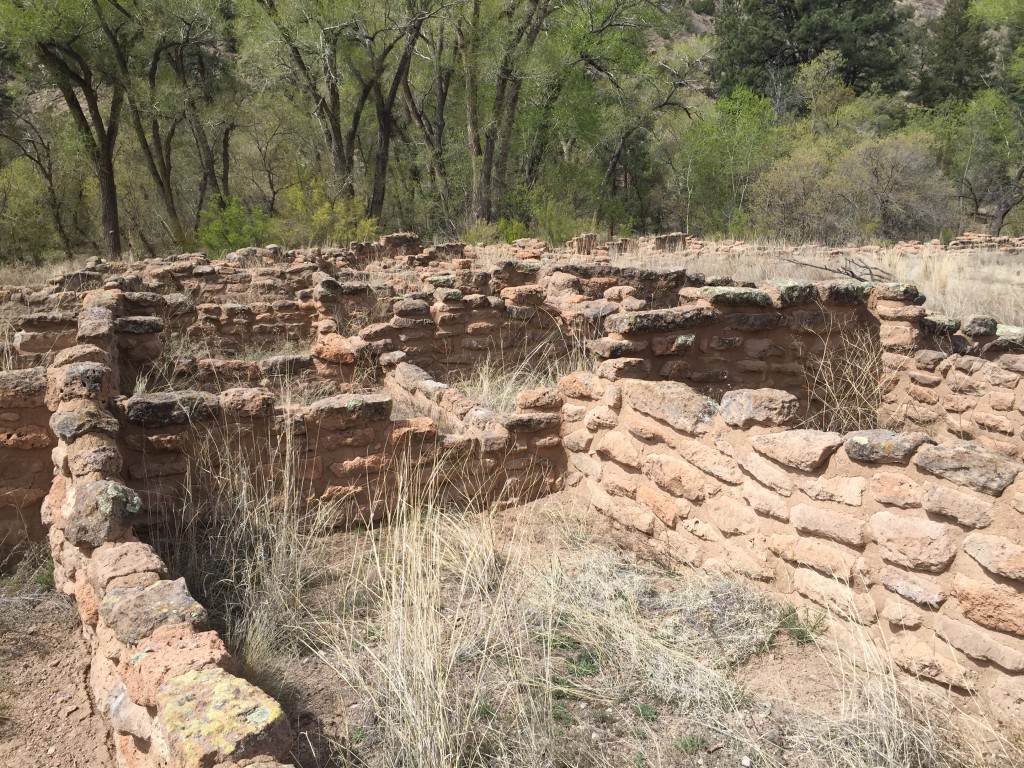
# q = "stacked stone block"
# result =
<box><xmin>557</xmin><ymin>374</ymin><xmax>1024</xmax><ymax>727</ymax></box>
<box><xmin>41</xmin><ymin>291</ymin><xmax>295</xmax><ymax>768</ymax></box>
<box><xmin>0</xmin><ymin>366</ymin><xmax>56</xmax><ymax>557</ymax></box>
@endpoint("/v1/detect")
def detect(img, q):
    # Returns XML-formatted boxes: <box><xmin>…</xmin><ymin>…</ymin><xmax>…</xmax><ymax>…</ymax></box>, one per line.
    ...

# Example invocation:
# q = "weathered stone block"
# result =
<box><xmin>768</xmin><ymin>534</ymin><xmax>856</xmax><ymax>580</ymax></box>
<box><xmin>67</xmin><ymin>433</ymin><xmax>123</xmax><ymax>479</ymax></box>
<box><xmin>155</xmin><ymin>667</ymin><xmax>292</xmax><ymax>766</ymax></box>
<box><xmin>730</xmin><ymin>447</ymin><xmax>795</xmax><ymax>496</ymax></box>
<box><xmin>934</xmin><ymin>614</ymin><xmax>1024</xmax><ymax>672</ymax></box>
<box><xmin>0</xmin><ymin>367</ymin><xmax>47</xmax><ymax>408</ymax></box>
<box><xmin>891</xmin><ymin>637</ymin><xmax>976</xmax><ymax>690</ymax></box>
<box><xmin>604</xmin><ymin>305</ymin><xmax>720</xmax><ymax>335</ymax></box>
<box><xmin>750</xmin><ymin>430</ymin><xmax>843</xmax><ymax>471</ymax></box>
<box><xmin>641</xmin><ymin>453</ymin><xmax>706</xmax><ymax>502</ymax></box>
<box><xmin>879</xmin><ymin>566</ymin><xmax>947</xmax><ymax>607</ymax></box>
<box><xmin>843</xmin><ymin>429</ymin><xmax>933</xmax><ymax>465</ymax></box>
<box><xmin>880</xmin><ymin>600</ymin><xmax>922</xmax><ymax>629</ymax></box>
<box><xmin>913</xmin><ymin>440</ymin><xmax>1022</xmax><ymax>496</ymax></box>
<box><xmin>963</xmin><ymin>532</ymin><xmax>1024</xmax><ymax>581</ymax></box>
<box><xmin>794</xmin><ymin>567</ymin><xmax>876</xmax><ymax>624</ymax></box>
<box><xmin>100</xmin><ymin>578</ymin><xmax>207</xmax><ymax>645</ymax></box>
<box><xmin>121</xmin><ymin>391</ymin><xmax>220</xmax><ymax>428</ymax></box>
<box><xmin>705</xmin><ymin>497</ymin><xmax>758</xmax><ymax>537</ymax></box>
<box><xmin>869</xmin><ymin>511</ymin><xmax>958</xmax><ymax>573</ymax></box>
<box><xmin>798</xmin><ymin>476</ymin><xmax>865</xmax><ymax>506</ymax></box>
<box><xmin>719</xmin><ymin>389</ymin><xmax>798</xmax><ymax>428</ymax></box>
<box><xmin>953</xmin><ymin>574</ymin><xmax>1024</xmax><ymax>637</ymax></box>
<box><xmin>869</xmin><ymin>472</ymin><xmax>922</xmax><ymax>508</ymax></box>
<box><xmin>622</xmin><ymin>379</ymin><xmax>717</xmax><ymax>434</ymax></box>
<box><xmin>50</xmin><ymin>405</ymin><xmax>120</xmax><ymax>442</ymax></box>
<box><xmin>791</xmin><ymin>503</ymin><xmax>866</xmax><ymax>546</ymax></box>
<box><xmin>921</xmin><ymin>483</ymin><xmax>993</xmax><ymax>528</ymax></box>
<box><xmin>594</xmin><ymin>431</ymin><xmax>644</xmax><ymax>468</ymax></box>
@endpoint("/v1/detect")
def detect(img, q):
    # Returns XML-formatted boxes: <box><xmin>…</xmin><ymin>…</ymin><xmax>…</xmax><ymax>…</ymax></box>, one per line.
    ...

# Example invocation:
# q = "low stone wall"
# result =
<box><xmin>383</xmin><ymin>359</ymin><xmax>563</xmax><ymax>504</ymax></box>
<box><xmin>0</xmin><ymin>367</ymin><xmax>55</xmax><ymax>558</ymax></box>
<box><xmin>115</xmin><ymin>387</ymin><xmax>443</xmax><ymax>525</ymax></box>
<box><xmin>884</xmin><ymin>313</ymin><xmax>1024</xmax><ymax>458</ymax></box>
<box><xmin>41</xmin><ymin>292</ymin><xmax>295</xmax><ymax>767</ymax></box>
<box><xmin>582</xmin><ymin>282</ymin><xmax>887</xmax><ymax>403</ymax></box>
<box><xmin>553</xmin><ymin>374</ymin><xmax>1024</xmax><ymax>726</ymax></box>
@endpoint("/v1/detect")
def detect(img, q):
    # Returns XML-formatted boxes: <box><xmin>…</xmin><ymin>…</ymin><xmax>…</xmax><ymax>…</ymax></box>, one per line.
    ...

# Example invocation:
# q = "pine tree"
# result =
<box><xmin>915</xmin><ymin>0</ymin><xmax>994</xmax><ymax>106</ymax></box>
<box><xmin>714</xmin><ymin>0</ymin><xmax>913</xmax><ymax>96</ymax></box>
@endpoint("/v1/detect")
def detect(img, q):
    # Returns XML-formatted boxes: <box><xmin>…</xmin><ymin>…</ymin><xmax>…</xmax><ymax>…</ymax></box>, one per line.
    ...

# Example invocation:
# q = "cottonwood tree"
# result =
<box><xmin>0</xmin><ymin>1</ymin><xmax>127</xmax><ymax>257</ymax></box>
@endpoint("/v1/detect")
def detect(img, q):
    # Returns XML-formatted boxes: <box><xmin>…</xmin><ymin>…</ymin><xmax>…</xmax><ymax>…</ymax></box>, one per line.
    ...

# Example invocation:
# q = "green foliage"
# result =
<box><xmin>915</xmin><ymin>0</ymin><xmax>994</xmax><ymax>107</ymax></box>
<box><xmin>776</xmin><ymin>604</ymin><xmax>827</xmax><ymax>645</ymax></box>
<box><xmin>566</xmin><ymin>649</ymin><xmax>600</xmax><ymax>677</ymax></box>
<box><xmin>0</xmin><ymin>0</ymin><xmax>1021</xmax><ymax>260</ymax></box>
<box><xmin>531</xmin><ymin>197</ymin><xmax>596</xmax><ymax>247</ymax></box>
<box><xmin>752</xmin><ymin>129</ymin><xmax>958</xmax><ymax>244</ymax></box>
<box><xmin>461</xmin><ymin>220</ymin><xmax>500</xmax><ymax>245</ymax></box>
<box><xmin>0</xmin><ymin>158</ymin><xmax>57</xmax><ymax>263</ymax></box>
<box><xmin>675</xmin><ymin>733</ymin><xmax>708</xmax><ymax>755</ymax></box>
<box><xmin>675</xmin><ymin>88</ymin><xmax>781</xmax><ymax>236</ymax></box>
<box><xmin>930</xmin><ymin>89</ymin><xmax>1024</xmax><ymax>232</ymax></box>
<box><xmin>497</xmin><ymin>218</ymin><xmax>529</xmax><ymax>243</ymax></box>
<box><xmin>198</xmin><ymin>196</ymin><xmax>271</xmax><ymax>255</ymax></box>
<box><xmin>632</xmin><ymin>703</ymin><xmax>659</xmax><ymax>722</ymax></box>
<box><xmin>272</xmin><ymin>181</ymin><xmax>380</xmax><ymax>247</ymax></box>
<box><xmin>714</xmin><ymin>0</ymin><xmax>913</xmax><ymax>95</ymax></box>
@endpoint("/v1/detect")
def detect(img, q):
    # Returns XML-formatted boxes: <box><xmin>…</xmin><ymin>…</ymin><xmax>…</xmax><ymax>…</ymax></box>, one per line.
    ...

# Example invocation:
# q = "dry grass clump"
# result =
<box><xmin>0</xmin><ymin>317</ymin><xmax>16</xmax><ymax>371</ymax></box>
<box><xmin>147</xmin><ymin>410</ymin><xmax>1016</xmax><ymax>768</ymax></box>
<box><xmin>801</xmin><ymin>316</ymin><xmax>885</xmax><ymax>433</ymax></box>
<box><xmin>0</xmin><ymin>254</ymin><xmax>93</xmax><ymax>289</ymax></box>
<box><xmin>453</xmin><ymin>326</ymin><xmax>598</xmax><ymax>413</ymax></box>
<box><xmin>149</xmin><ymin>408</ymin><xmax>339</xmax><ymax>678</ymax></box>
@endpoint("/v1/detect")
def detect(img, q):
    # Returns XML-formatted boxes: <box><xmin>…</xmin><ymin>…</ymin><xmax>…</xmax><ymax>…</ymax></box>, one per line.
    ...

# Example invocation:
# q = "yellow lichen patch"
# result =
<box><xmin>155</xmin><ymin>667</ymin><xmax>291</xmax><ymax>767</ymax></box>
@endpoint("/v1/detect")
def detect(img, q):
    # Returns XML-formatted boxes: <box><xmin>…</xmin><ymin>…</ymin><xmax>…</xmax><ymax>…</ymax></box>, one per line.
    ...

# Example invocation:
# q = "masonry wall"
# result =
<box><xmin>552</xmin><ymin>372</ymin><xmax>1024</xmax><ymax>726</ymax></box>
<box><xmin>884</xmin><ymin>313</ymin><xmax>1024</xmax><ymax>459</ymax></box>
<box><xmin>0</xmin><ymin>367</ymin><xmax>55</xmax><ymax>558</ymax></box>
<box><xmin>40</xmin><ymin>290</ymin><xmax>295</xmax><ymax>768</ymax></box>
<box><xmin>580</xmin><ymin>282</ymin><xmax>886</xmax><ymax>405</ymax></box>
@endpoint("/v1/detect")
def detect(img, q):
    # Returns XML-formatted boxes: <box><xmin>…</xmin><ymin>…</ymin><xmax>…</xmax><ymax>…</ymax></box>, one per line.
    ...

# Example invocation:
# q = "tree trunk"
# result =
<box><xmin>988</xmin><ymin>166</ymin><xmax>1024</xmax><ymax>235</ymax></box>
<box><xmin>96</xmin><ymin>143</ymin><xmax>122</xmax><ymax>259</ymax></box>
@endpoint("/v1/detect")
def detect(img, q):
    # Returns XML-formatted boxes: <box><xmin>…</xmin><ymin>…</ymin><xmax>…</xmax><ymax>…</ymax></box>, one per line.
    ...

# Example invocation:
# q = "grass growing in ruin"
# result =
<box><xmin>453</xmin><ymin>326</ymin><xmax>598</xmax><ymax>413</ymax></box>
<box><xmin>146</xmin><ymin>414</ymin><xmax>1017</xmax><ymax>768</ymax></box>
<box><xmin>800</xmin><ymin>316</ymin><xmax>886</xmax><ymax>433</ymax></box>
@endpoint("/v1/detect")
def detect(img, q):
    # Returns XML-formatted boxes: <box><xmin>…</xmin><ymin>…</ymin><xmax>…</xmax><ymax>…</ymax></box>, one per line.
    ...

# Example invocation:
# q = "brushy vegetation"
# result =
<box><xmin>0</xmin><ymin>1</ymin><xmax>1021</xmax><ymax>264</ymax></box>
<box><xmin>148</xmin><ymin>412</ymin><xmax>1021</xmax><ymax>768</ymax></box>
<box><xmin>800</xmin><ymin>314</ymin><xmax>886</xmax><ymax>433</ymax></box>
<box><xmin>452</xmin><ymin>324</ymin><xmax>599</xmax><ymax>413</ymax></box>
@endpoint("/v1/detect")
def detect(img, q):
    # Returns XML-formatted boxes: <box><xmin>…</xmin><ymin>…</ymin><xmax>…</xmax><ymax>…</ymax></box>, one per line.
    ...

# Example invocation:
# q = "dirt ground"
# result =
<box><xmin>0</xmin><ymin>594</ymin><xmax>115</xmax><ymax>768</ymax></box>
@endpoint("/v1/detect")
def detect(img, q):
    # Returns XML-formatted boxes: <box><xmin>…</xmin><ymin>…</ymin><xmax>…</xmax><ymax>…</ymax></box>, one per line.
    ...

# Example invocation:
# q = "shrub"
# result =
<box><xmin>497</xmin><ymin>217</ymin><xmax>528</xmax><ymax>243</ymax></box>
<box><xmin>0</xmin><ymin>158</ymin><xmax>57</xmax><ymax>264</ymax></box>
<box><xmin>271</xmin><ymin>179</ymin><xmax>379</xmax><ymax>247</ymax></box>
<box><xmin>197</xmin><ymin>195</ymin><xmax>271</xmax><ymax>255</ymax></box>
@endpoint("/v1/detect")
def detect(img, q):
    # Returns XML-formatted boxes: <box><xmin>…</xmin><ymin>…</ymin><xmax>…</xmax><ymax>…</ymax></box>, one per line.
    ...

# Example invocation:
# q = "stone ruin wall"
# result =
<box><xmin>4</xmin><ymin>232</ymin><xmax>1024</xmax><ymax>764</ymax></box>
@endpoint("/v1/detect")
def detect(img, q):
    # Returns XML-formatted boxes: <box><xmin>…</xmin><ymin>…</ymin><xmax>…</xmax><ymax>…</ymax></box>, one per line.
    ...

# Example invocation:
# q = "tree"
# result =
<box><xmin>914</xmin><ymin>0</ymin><xmax>994</xmax><ymax>107</ymax></box>
<box><xmin>932</xmin><ymin>89</ymin><xmax>1024</xmax><ymax>233</ymax></box>
<box><xmin>674</xmin><ymin>88</ymin><xmax>781</xmax><ymax>235</ymax></box>
<box><xmin>714</xmin><ymin>0</ymin><xmax>913</xmax><ymax>98</ymax></box>
<box><xmin>0</xmin><ymin>1</ymin><xmax>125</xmax><ymax>258</ymax></box>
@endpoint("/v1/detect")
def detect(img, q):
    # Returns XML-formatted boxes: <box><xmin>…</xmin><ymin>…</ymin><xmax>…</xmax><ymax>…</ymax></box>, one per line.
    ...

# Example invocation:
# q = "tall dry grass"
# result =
<box><xmin>452</xmin><ymin>324</ymin><xmax>598</xmax><ymax>413</ymax></box>
<box><xmin>800</xmin><ymin>314</ymin><xmax>885</xmax><ymax>433</ymax></box>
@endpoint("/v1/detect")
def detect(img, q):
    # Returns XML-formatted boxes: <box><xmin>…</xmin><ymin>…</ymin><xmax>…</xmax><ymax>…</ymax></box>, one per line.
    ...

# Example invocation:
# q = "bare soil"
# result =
<box><xmin>0</xmin><ymin>595</ymin><xmax>115</xmax><ymax>768</ymax></box>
